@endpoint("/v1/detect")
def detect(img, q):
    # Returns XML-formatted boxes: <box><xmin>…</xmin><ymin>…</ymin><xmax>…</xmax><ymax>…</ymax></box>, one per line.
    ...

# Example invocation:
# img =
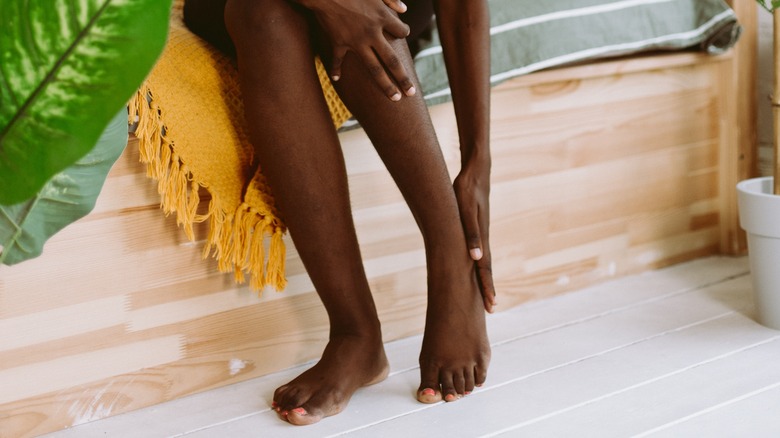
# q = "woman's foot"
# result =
<box><xmin>417</xmin><ymin>248</ymin><xmax>491</xmax><ymax>403</ymax></box>
<box><xmin>272</xmin><ymin>334</ymin><xmax>389</xmax><ymax>425</ymax></box>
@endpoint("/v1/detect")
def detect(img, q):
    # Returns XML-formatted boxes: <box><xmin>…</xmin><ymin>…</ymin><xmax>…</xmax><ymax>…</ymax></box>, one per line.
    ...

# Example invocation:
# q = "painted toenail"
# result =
<box><xmin>292</xmin><ymin>407</ymin><xmax>306</xmax><ymax>415</ymax></box>
<box><xmin>445</xmin><ymin>394</ymin><xmax>457</xmax><ymax>402</ymax></box>
<box><xmin>422</xmin><ymin>388</ymin><xmax>436</xmax><ymax>396</ymax></box>
<box><xmin>465</xmin><ymin>391</ymin><xmax>472</xmax><ymax>395</ymax></box>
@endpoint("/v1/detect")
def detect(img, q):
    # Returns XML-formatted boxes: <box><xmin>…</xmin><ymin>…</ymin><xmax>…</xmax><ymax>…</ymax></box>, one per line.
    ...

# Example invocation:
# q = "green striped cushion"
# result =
<box><xmin>414</xmin><ymin>0</ymin><xmax>740</xmax><ymax>106</ymax></box>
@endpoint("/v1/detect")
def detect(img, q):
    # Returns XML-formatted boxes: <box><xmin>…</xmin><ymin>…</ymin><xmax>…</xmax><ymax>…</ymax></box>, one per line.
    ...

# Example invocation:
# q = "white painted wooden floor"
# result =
<box><xmin>45</xmin><ymin>256</ymin><xmax>780</xmax><ymax>437</ymax></box>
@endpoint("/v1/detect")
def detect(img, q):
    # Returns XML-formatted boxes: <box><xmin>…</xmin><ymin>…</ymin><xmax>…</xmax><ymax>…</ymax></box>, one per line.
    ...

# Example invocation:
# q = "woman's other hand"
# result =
<box><xmin>454</xmin><ymin>158</ymin><xmax>496</xmax><ymax>313</ymax></box>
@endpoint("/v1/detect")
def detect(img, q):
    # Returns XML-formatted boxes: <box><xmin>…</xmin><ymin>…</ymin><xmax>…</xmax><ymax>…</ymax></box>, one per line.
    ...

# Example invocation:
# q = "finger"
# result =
<box><xmin>461</xmin><ymin>212</ymin><xmax>483</xmax><ymax>260</ymax></box>
<box><xmin>359</xmin><ymin>48</ymin><xmax>402</xmax><ymax>101</ymax></box>
<box><xmin>330</xmin><ymin>46</ymin><xmax>348</xmax><ymax>82</ymax></box>
<box><xmin>382</xmin><ymin>0</ymin><xmax>408</xmax><ymax>14</ymax></box>
<box><xmin>384</xmin><ymin>15</ymin><xmax>411</xmax><ymax>39</ymax></box>
<box><xmin>374</xmin><ymin>40</ymin><xmax>416</xmax><ymax>96</ymax></box>
<box><xmin>477</xmin><ymin>259</ymin><xmax>497</xmax><ymax>313</ymax></box>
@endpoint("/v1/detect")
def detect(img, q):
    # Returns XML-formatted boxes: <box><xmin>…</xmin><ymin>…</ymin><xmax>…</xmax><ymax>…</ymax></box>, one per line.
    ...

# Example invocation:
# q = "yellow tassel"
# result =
<box><xmin>233</xmin><ymin>266</ymin><xmax>246</xmax><ymax>284</ymax></box>
<box><xmin>265</xmin><ymin>228</ymin><xmax>287</xmax><ymax>290</ymax></box>
<box><xmin>232</xmin><ymin>206</ymin><xmax>248</xmax><ymax>268</ymax></box>
<box><xmin>249</xmin><ymin>270</ymin><xmax>266</xmax><ymax>292</ymax></box>
<box><xmin>247</xmin><ymin>218</ymin><xmax>266</xmax><ymax>291</ymax></box>
<box><xmin>203</xmin><ymin>198</ymin><xmax>221</xmax><ymax>260</ymax></box>
<box><xmin>186</xmin><ymin>179</ymin><xmax>201</xmax><ymax>227</ymax></box>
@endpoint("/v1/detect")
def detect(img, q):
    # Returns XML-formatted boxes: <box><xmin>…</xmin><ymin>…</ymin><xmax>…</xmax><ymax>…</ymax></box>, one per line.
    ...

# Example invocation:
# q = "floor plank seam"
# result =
<box><xmin>173</xmin><ymin>410</ymin><xmax>267</xmax><ymax>437</ymax></box>
<box><xmin>478</xmin><ymin>334</ymin><xmax>780</xmax><ymax>438</ymax></box>
<box><xmin>631</xmin><ymin>380</ymin><xmax>780</xmax><ymax>437</ymax></box>
<box><xmin>491</xmin><ymin>272</ymin><xmax>750</xmax><ymax>350</ymax></box>
<box><xmin>500</xmin><ymin>263</ymin><xmax>749</xmax><ymax>316</ymax></box>
<box><xmin>324</xmin><ymin>404</ymin><xmax>442</xmax><ymax>438</ymax></box>
<box><xmin>479</xmin><ymin>311</ymin><xmax>739</xmax><ymax>398</ymax></box>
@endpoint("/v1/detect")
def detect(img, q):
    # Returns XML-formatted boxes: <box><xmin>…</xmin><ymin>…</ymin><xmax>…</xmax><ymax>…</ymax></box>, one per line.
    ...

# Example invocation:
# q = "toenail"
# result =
<box><xmin>292</xmin><ymin>407</ymin><xmax>306</xmax><ymax>415</ymax></box>
<box><xmin>421</xmin><ymin>388</ymin><xmax>436</xmax><ymax>396</ymax></box>
<box><xmin>445</xmin><ymin>394</ymin><xmax>457</xmax><ymax>402</ymax></box>
<box><xmin>465</xmin><ymin>391</ymin><xmax>472</xmax><ymax>395</ymax></box>
<box><xmin>271</xmin><ymin>401</ymin><xmax>278</xmax><ymax>408</ymax></box>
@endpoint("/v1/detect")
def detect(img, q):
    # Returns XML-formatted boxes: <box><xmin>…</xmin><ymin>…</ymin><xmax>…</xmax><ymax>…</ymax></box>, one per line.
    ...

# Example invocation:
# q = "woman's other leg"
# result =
<box><xmin>223</xmin><ymin>0</ymin><xmax>388</xmax><ymax>425</ymax></box>
<box><xmin>325</xmin><ymin>14</ymin><xmax>491</xmax><ymax>403</ymax></box>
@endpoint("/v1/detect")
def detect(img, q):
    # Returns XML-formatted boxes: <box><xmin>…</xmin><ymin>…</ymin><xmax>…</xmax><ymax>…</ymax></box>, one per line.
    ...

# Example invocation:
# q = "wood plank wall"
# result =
<box><xmin>0</xmin><ymin>4</ymin><xmax>757</xmax><ymax>435</ymax></box>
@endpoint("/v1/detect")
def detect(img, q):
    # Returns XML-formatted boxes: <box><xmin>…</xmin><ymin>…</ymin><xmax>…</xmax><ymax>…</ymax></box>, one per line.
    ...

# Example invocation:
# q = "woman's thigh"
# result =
<box><xmin>182</xmin><ymin>0</ymin><xmax>234</xmax><ymax>56</ymax></box>
<box><xmin>182</xmin><ymin>0</ymin><xmax>434</xmax><ymax>57</ymax></box>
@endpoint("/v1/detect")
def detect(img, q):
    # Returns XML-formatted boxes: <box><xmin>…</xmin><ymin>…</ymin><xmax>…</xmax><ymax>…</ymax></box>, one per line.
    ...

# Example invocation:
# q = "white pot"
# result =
<box><xmin>737</xmin><ymin>177</ymin><xmax>780</xmax><ymax>330</ymax></box>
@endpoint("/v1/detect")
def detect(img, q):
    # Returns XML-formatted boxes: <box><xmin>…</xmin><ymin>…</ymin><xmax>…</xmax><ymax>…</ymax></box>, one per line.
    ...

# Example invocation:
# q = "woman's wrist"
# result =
<box><xmin>460</xmin><ymin>143</ymin><xmax>491</xmax><ymax>169</ymax></box>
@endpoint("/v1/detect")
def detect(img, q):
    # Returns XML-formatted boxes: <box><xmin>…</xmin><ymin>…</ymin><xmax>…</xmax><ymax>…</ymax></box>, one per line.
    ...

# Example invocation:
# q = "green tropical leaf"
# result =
<box><xmin>0</xmin><ymin>107</ymin><xmax>127</xmax><ymax>265</ymax></box>
<box><xmin>757</xmin><ymin>0</ymin><xmax>780</xmax><ymax>11</ymax></box>
<box><xmin>0</xmin><ymin>0</ymin><xmax>171</xmax><ymax>205</ymax></box>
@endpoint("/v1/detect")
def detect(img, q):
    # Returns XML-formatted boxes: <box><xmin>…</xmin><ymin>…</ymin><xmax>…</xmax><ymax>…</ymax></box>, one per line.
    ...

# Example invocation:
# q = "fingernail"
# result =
<box><xmin>332</xmin><ymin>75</ymin><xmax>340</xmax><ymax>82</ymax></box>
<box><xmin>399</xmin><ymin>1</ymin><xmax>408</xmax><ymax>12</ymax></box>
<box><xmin>470</xmin><ymin>248</ymin><xmax>483</xmax><ymax>260</ymax></box>
<box><xmin>391</xmin><ymin>92</ymin><xmax>402</xmax><ymax>101</ymax></box>
<box><xmin>292</xmin><ymin>407</ymin><xmax>306</xmax><ymax>415</ymax></box>
<box><xmin>421</xmin><ymin>388</ymin><xmax>436</xmax><ymax>396</ymax></box>
<box><xmin>406</xmin><ymin>86</ymin><xmax>416</xmax><ymax>96</ymax></box>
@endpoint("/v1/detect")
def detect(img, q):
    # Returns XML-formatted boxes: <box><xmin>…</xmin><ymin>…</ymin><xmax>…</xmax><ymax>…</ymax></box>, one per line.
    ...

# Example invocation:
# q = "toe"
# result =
<box><xmin>440</xmin><ymin>371</ymin><xmax>459</xmax><ymax>402</ymax></box>
<box><xmin>286</xmin><ymin>407</ymin><xmax>323</xmax><ymax>426</ymax></box>
<box><xmin>288</xmin><ymin>388</ymin><xmax>346</xmax><ymax>425</ymax></box>
<box><xmin>273</xmin><ymin>384</ymin><xmax>288</xmax><ymax>404</ymax></box>
<box><xmin>453</xmin><ymin>372</ymin><xmax>466</xmax><ymax>396</ymax></box>
<box><xmin>417</xmin><ymin>386</ymin><xmax>442</xmax><ymax>403</ymax></box>
<box><xmin>464</xmin><ymin>369</ymin><xmax>476</xmax><ymax>394</ymax></box>
<box><xmin>278</xmin><ymin>386</ymin><xmax>310</xmax><ymax>412</ymax></box>
<box><xmin>418</xmin><ymin>364</ymin><xmax>442</xmax><ymax>403</ymax></box>
<box><xmin>475</xmin><ymin>359</ymin><xmax>489</xmax><ymax>387</ymax></box>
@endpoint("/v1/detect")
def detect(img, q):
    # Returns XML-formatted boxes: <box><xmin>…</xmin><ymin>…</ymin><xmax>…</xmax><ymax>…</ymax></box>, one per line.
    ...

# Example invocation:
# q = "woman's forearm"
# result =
<box><xmin>433</xmin><ymin>0</ymin><xmax>491</xmax><ymax>166</ymax></box>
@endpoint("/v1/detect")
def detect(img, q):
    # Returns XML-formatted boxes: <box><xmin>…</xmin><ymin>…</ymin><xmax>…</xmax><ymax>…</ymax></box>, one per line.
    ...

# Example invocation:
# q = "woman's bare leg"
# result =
<box><xmin>328</xmin><ymin>38</ymin><xmax>491</xmax><ymax>403</ymax></box>
<box><xmin>225</xmin><ymin>0</ymin><xmax>388</xmax><ymax>425</ymax></box>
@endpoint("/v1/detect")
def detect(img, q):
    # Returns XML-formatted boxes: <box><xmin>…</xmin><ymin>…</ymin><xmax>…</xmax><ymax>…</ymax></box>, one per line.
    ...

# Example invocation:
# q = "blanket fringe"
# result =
<box><xmin>128</xmin><ymin>85</ymin><xmax>286</xmax><ymax>293</ymax></box>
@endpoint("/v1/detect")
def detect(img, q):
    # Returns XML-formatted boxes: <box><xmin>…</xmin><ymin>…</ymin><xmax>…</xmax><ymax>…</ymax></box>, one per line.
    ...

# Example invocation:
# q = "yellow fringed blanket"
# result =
<box><xmin>128</xmin><ymin>1</ymin><xmax>351</xmax><ymax>291</ymax></box>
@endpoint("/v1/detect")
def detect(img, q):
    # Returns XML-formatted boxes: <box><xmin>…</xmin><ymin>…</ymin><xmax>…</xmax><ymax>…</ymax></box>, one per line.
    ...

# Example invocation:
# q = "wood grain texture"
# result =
<box><xmin>723</xmin><ymin>0</ymin><xmax>758</xmax><ymax>253</ymax></box>
<box><xmin>0</xmin><ymin>12</ymin><xmax>758</xmax><ymax>436</ymax></box>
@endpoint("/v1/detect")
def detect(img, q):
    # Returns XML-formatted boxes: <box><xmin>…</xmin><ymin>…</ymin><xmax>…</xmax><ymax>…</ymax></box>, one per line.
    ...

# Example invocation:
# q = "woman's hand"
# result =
<box><xmin>453</xmin><ymin>157</ymin><xmax>496</xmax><ymax>313</ymax></box>
<box><xmin>306</xmin><ymin>0</ymin><xmax>417</xmax><ymax>101</ymax></box>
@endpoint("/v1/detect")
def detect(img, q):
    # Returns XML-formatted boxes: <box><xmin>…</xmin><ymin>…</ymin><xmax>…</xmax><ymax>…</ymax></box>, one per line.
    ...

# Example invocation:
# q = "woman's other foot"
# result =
<box><xmin>272</xmin><ymin>334</ymin><xmax>389</xmax><ymax>425</ymax></box>
<box><xmin>417</xmin><ymin>248</ymin><xmax>491</xmax><ymax>403</ymax></box>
